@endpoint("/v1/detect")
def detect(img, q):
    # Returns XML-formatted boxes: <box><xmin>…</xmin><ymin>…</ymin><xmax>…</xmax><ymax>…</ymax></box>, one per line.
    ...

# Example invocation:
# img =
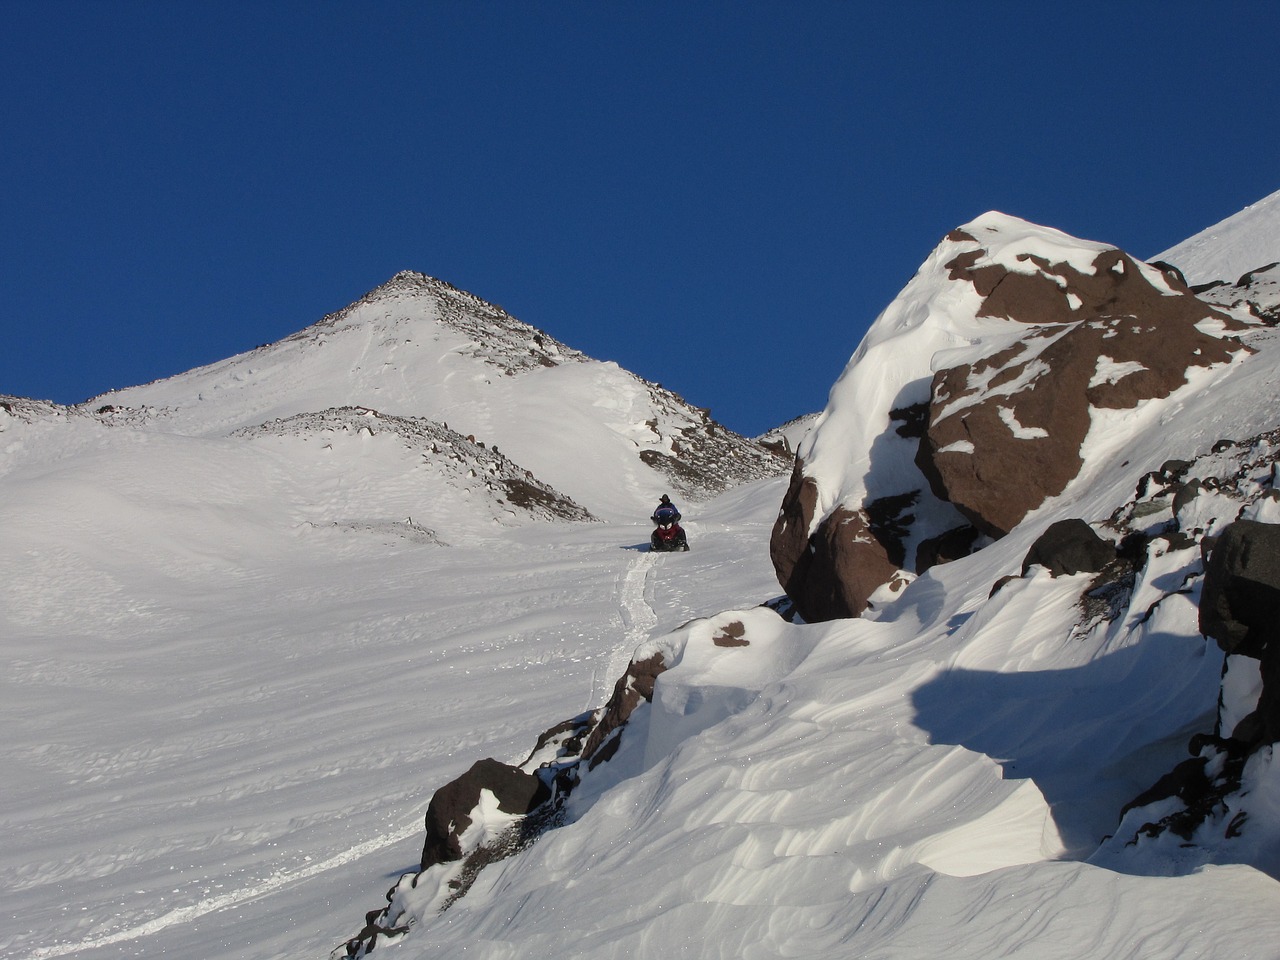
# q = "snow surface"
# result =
<box><xmin>9</xmin><ymin>206</ymin><xmax>1280</xmax><ymax>959</ymax></box>
<box><xmin>1154</xmin><ymin>186</ymin><xmax>1280</xmax><ymax>285</ymax></box>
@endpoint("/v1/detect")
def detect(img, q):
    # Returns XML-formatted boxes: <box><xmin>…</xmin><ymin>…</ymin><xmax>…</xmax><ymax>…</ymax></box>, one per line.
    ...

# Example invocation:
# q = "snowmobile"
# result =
<box><xmin>650</xmin><ymin>505</ymin><xmax>689</xmax><ymax>552</ymax></box>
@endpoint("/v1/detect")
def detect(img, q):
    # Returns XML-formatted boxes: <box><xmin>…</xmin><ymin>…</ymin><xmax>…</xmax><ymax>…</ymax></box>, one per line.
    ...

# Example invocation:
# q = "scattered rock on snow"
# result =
<box><xmin>1021</xmin><ymin>519</ymin><xmax>1116</xmax><ymax>578</ymax></box>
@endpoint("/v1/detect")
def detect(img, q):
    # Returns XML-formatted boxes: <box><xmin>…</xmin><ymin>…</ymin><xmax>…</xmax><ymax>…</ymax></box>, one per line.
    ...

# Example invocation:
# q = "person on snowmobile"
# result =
<box><xmin>652</xmin><ymin>494</ymin><xmax>680</xmax><ymax>523</ymax></box>
<box><xmin>650</xmin><ymin>495</ymin><xmax>689</xmax><ymax>551</ymax></box>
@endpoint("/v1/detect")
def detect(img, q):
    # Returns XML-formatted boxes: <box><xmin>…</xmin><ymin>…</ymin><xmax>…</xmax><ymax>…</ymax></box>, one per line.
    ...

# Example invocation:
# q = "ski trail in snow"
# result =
<box><xmin>23</xmin><ymin>821</ymin><xmax>425</xmax><ymax>960</ymax></box>
<box><xmin>591</xmin><ymin>551</ymin><xmax>658</xmax><ymax>708</ymax></box>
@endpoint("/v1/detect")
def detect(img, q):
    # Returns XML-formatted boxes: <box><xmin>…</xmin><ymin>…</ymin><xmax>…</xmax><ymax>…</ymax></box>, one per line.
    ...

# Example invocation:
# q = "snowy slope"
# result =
<box><xmin>0</xmin><ymin>395</ymin><xmax>789</xmax><ymax>958</ymax></box>
<box><xmin>333</xmin><ymin>219</ymin><xmax>1280</xmax><ymax>959</ymax></box>
<box><xmin>1154</xmin><ymin>186</ymin><xmax>1280</xmax><ymax>285</ymax></box>
<box><xmin>342</xmin><ymin>323</ymin><xmax>1280</xmax><ymax>960</ymax></box>
<box><xmin>91</xmin><ymin>272</ymin><xmax>784</xmax><ymax>520</ymax></box>
<box><xmin>8</xmin><ymin>201</ymin><xmax>1280</xmax><ymax>960</ymax></box>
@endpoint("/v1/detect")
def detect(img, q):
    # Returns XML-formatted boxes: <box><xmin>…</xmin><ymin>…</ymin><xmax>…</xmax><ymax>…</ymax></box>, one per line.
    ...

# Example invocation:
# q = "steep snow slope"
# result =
<box><xmin>1154</xmin><ymin>186</ymin><xmax>1280</xmax><ymax>284</ymax></box>
<box><xmin>339</xmin><ymin>218</ymin><xmax>1280</xmax><ymax>958</ymax></box>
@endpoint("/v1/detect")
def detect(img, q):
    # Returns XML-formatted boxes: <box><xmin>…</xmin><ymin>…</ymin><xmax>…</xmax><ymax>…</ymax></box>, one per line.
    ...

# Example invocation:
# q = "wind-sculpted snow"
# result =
<box><xmin>342</xmin><ymin>604</ymin><xmax>823</xmax><ymax>957</ymax></box>
<box><xmin>773</xmin><ymin>212</ymin><xmax>1251</xmax><ymax>621</ymax></box>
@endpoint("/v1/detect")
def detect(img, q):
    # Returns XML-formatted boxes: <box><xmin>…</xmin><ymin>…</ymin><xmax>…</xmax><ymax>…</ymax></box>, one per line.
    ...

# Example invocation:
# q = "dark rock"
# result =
<box><xmin>921</xmin><ymin>247</ymin><xmax>1244</xmax><ymax>538</ymax></box>
<box><xmin>1021</xmin><ymin>519</ymin><xmax>1115</xmax><ymax>577</ymax></box>
<box><xmin>916</xmin><ymin>524</ymin><xmax>981</xmax><ymax>574</ymax></box>
<box><xmin>865</xmin><ymin>491</ymin><xmax>919</xmax><ymax>568</ymax></box>
<box><xmin>889</xmin><ymin>402</ymin><xmax>929</xmax><ymax>439</ymax></box>
<box><xmin>713</xmin><ymin>621</ymin><xmax>749</xmax><ymax>647</ymax></box>
<box><xmin>1148</xmin><ymin>260</ymin><xmax>1189</xmax><ymax>290</ymax></box>
<box><xmin>1200</xmin><ymin>520</ymin><xmax>1280</xmax><ymax>747</ymax></box>
<box><xmin>1238</xmin><ymin>262</ymin><xmax>1280</xmax><ymax>286</ymax></box>
<box><xmin>581</xmin><ymin>651</ymin><xmax>667</xmax><ymax>769</ymax></box>
<box><xmin>420</xmin><ymin>758</ymin><xmax>550</xmax><ymax>870</ymax></box>
<box><xmin>1200</xmin><ymin>520</ymin><xmax>1280</xmax><ymax>659</ymax></box>
<box><xmin>989</xmin><ymin>574</ymin><xmax>1017</xmax><ymax>597</ymax></box>
<box><xmin>771</xmin><ymin>500</ymin><xmax>900</xmax><ymax>622</ymax></box>
<box><xmin>1172</xmin><ymin>481</ymin><xmax>1210</xmax><ymax>521</ymax></box>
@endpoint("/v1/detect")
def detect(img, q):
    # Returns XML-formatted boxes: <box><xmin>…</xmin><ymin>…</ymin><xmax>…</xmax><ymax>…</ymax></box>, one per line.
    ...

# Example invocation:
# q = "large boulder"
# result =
<box><xmin>918</xmin><ymin>244</ymin><xmax>1243</xmax><ymax>538</ymax></box>
<box><xmin>1200</xmin><ymin>520</ymin><xmax>1280</xmax><ymax>747</ymax></box>
<box><xmin>1021</xmin><ymin>519</ymin><xmax>1115</xmax><ymax>577</ymax></box>
<box><xmin>420</xmin><ymin>758</ymin><xmax>550</xmax><ymax>869</ymax></box>
<box><xmin>772</xmin><ymin>213</ymin><xmax>1248</xmax><ymax>622</ymax></box>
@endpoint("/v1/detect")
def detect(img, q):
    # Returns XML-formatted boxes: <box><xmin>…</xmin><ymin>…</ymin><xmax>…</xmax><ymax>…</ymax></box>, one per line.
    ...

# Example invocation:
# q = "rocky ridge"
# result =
<box><xmin>292</xmin><ymin>270</ymin><xmax>586</xmax><ymax>377</ymax></box>
<box><xmin>234</xmin><ymin>406</ymin><xmax>594</xmax><ymax>526</ymax></box>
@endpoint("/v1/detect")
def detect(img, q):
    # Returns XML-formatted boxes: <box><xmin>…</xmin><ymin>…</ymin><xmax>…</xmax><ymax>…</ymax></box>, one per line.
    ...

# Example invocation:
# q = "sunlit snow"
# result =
<box><xmin>7</xmin><ymin>198</ymin><xmax>1280</xmax><ymax>959</ymax></box>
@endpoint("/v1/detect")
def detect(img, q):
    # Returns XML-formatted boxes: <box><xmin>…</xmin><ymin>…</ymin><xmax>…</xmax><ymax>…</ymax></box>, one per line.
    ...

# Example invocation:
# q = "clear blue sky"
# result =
<box><xmin>2</xmin><ymin>1</ymin><xmax>1276</xmax><ymax>436</ymax></box>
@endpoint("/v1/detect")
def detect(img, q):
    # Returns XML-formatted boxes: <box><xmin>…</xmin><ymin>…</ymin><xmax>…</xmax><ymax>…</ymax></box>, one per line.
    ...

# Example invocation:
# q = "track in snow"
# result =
<box><xmin>590</xmin><ymin>550</ymin><xmax>658</xmax><ymax>708</ymax></box>
<box><xmin>25</xmin><ymin>822</ymin><xmax>423</xmax><ymax>960</ymax></box>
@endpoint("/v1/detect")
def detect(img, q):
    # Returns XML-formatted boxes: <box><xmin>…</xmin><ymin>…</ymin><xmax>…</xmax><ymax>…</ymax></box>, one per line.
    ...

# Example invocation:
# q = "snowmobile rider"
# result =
<box><xmin>653</xmin><ymin>494</ymin><xmax>681</xmax><ymax>522</ymax></box>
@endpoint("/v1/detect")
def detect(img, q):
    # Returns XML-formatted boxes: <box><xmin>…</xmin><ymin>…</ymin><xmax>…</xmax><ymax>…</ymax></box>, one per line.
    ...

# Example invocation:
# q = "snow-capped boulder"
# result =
<box><xmin>919</xmin><ymin>239</ymin><xmax>1244</xmax><ymax>538</ymax></box>
<box><xmin>419</xmin><ymin>758</ymin><xmax>551</xmax><ymax>870</ymax></box>
<box><xmin>772</xmin><ymin>213</ymin><xmax>1250</xmax><ymax>621</ymax></box>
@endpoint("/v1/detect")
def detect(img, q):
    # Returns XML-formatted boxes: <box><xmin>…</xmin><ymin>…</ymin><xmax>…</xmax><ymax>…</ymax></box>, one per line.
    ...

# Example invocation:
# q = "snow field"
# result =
<box><xmin>0</xmin><ymin>403</ymin><xmax>784</xmax><ymax>960</ymax></box>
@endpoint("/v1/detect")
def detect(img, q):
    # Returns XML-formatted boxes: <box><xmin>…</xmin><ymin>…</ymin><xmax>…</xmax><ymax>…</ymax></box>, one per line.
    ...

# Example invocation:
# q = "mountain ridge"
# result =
<box><xmin>83</xmin><ymin>272</ymin><xmax>786</xmax><ymax>520</ymax></box>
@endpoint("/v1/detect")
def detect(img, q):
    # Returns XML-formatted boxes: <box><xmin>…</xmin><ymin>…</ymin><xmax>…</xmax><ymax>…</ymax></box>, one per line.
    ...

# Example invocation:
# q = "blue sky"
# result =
<box><xmin>2</xmin><ymin>2</ymin><xmax>1276</xmax><ymax>436</ymax></box>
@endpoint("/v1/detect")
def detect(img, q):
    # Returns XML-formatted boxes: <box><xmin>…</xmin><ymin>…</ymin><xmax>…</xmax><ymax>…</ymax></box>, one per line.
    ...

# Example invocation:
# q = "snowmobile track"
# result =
<box><xmin>589</xmin><ymin>551</ymin><xmax>658</xmax><ymax>709</ymax></box>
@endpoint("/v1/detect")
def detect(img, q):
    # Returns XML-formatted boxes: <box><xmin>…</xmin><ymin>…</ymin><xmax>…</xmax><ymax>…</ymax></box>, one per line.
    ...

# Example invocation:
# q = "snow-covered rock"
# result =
<box><xmin>771</xmin><ymin>212</ymin><xmax>1251</xmax><ymax>621</ymax></box>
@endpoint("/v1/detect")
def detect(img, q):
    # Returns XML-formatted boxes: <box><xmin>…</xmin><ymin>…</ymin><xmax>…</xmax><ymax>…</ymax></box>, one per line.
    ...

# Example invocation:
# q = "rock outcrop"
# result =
<box><xmin>1200</xmin><ymin>519</ymin><xmax>1280</xmax><ymax>747</ymax></box>
<box><xmin>1088</xmin><ymin>427</ymin><xmax>1280</xmax><ymax>861</ymax></box>
<box><xmin>1021</xmin><ymin>518</ymin><xmax>1116</xmax><ymax>578</ymax></box>
<box><xmin>341</xmin><ymin>643</ymin><xmax>672</xmax><ymax>957</ymax></box>
<box><xmin>419</xmin><ymin>758</ymin><xmax>551</xmax><ymax>870</ymax></box>
<box><xmin>771</xmin><ymin>213</ymin><xmax>1250</xmax><ymax>622</ymax></box>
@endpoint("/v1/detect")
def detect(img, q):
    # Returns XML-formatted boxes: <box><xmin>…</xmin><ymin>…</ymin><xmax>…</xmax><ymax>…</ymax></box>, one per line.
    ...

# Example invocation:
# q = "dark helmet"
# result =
<box><xmin>659</xmin><ymin>495</ymin><xmax>671</xmax><ymax>504</ymax></box>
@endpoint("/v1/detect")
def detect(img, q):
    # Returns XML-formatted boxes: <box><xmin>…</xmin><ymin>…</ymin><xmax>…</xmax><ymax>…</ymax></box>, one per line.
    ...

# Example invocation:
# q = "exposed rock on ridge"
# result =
<box><xmin>1083</xmin><ymin>427</ymin><xmax>1280</xmax><ymax>867</ymax></box>
<box><xmin>234</xmin><ymin>405</ymin><xmax>594</xmax><ymax>525</ymax></box>
<box><xmin>298</xmin><ymin>270</ymin><xmax>586</xmax><ymax>376</ymax></box>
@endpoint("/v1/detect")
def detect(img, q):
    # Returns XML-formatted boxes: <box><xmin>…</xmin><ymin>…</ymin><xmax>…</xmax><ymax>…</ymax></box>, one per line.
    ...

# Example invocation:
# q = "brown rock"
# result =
<box><xmin>713</xmin><ymin>621</ymin><xmax>749</xmax><ymax>647</ymax></box>
<box><xmin>420</xmin><ymin>758</ymin><xmax>550</xmax><ymax>870</ymax></box>
<box><xmin>581</xmin><ymin>651</ymin><xmax>667</xmax><ymax>769</ymax></box>
<box><xmin>921</xmin><ymin>249</ymin><xmax>1245</xmax><ymax>537</ymax></box>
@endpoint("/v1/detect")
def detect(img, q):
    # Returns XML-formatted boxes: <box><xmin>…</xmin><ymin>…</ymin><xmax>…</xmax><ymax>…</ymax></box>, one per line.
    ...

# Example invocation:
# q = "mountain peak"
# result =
<box><xmin>302</xmin><ymin>271</ymin><xmax>585</xmax><ymax>376</ymax></box>
<box><xmin>363</xmin><ymin>270</ymin><xmax>466</xmax><ymax>302</ymax></box>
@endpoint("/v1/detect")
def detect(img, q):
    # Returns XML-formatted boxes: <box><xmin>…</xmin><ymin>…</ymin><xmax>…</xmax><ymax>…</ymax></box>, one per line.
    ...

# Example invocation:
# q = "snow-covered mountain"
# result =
<box><xmin>6</xmin><ymin>190</ymin><xmax>1280</xmax><ymax>960</ymax></box>
<box><xmin>91</xmin><ymin>271</ymin><xmax>785</xmax><ymax>520</ymax></box>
